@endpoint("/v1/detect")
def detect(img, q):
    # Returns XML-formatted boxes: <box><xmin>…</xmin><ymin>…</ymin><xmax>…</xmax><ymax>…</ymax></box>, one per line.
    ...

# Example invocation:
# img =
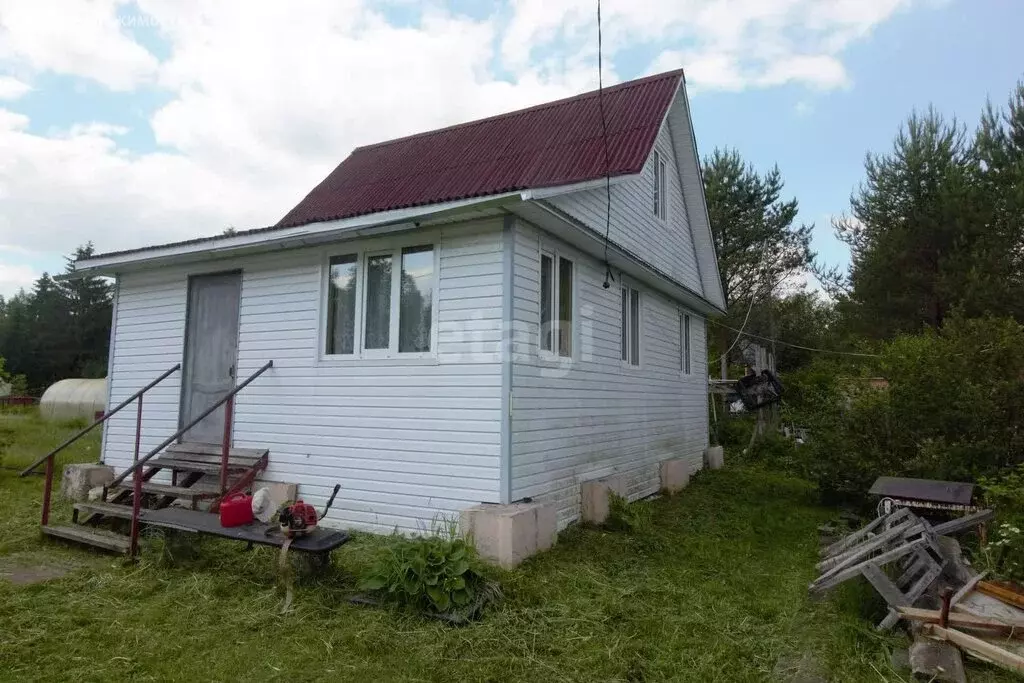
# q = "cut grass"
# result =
<box><xmin>0</xmin><ymin>412</ymin><xmax>1016</xmax><ymax>682</ymax></box>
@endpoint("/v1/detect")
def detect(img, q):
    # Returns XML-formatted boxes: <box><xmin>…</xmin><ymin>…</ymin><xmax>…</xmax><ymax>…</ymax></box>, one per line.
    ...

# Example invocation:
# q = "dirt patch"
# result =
<box><xmin>0</xmin><ymin>552</ymin><xmax>97</xmax><ymax>586</ymax></box>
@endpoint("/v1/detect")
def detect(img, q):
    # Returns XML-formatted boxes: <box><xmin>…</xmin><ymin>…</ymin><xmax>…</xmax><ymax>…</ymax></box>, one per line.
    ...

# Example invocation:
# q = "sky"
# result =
<box><xmin>0</xmin><ymin>0</ymin><xmax>1021</xmax><ymax>297</ymax></box>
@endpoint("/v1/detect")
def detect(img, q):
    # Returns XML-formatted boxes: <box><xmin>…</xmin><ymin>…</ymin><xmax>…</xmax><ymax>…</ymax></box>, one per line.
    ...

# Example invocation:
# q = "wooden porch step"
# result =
<box><xmin>74</xmin><ymin>500</ymin><xmax>136</xmax><ymax>521</ymax></box>
<box><xmin>112</xmin><ymin>482</ymin><xmax>217</xmax><ymax>501</ymax></box>
<box><xmin>164</xmin><ymin>442</ymin><xmax>267</xmax><ymax>467</ymax></box>
<box><xmin>42</xmin><ymin>525</ymin><xmax>130</xmax><ymax>554</ymax></box>
<box><xmin>148</xmin><ymin>457</ymin><xmax>252</xmax><ymax>476</ymax></box>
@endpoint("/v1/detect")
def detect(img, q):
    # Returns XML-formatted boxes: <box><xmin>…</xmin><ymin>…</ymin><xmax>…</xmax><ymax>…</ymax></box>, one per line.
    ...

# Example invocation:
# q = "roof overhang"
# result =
<box><xmin>75</xmin><ymin>192</ymin><xmax>522</xmax><ymax>276</ymax></box>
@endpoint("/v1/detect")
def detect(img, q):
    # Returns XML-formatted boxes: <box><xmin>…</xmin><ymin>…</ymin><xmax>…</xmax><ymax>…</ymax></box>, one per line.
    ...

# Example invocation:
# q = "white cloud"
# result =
<box><xmin>0</xmin><ymin>261</ymin><xmax>38</xmax><ymax>297</ymax></box>
<box><xmin>0</xmin><ymin>75</ymin><xmax>30</xmax><ymax>100</ymax></box>
<box><xmin>0</xmin><ymin>0</ymin><xmax>159</xmax><ymax>90</ymax></box>
<box><xmin>0</xmin><ymin>0</ymin><xmax>927</xmax><ymax>260</ymax></box>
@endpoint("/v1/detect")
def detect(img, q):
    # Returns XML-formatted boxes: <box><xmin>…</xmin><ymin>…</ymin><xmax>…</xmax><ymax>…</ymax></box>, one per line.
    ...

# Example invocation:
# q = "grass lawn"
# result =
<box><xmin>0</xmin><ymin>412</ymin><xmax>1016</xmax><ymax>682</ymax></box>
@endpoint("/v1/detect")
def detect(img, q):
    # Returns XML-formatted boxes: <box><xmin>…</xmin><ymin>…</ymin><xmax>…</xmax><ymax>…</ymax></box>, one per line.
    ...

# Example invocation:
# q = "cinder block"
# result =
<box><xmin>460</xmin><ymin>501</ymin><xmax>557</xmax><ymax>568</ymax></box>
<box><xmin>659</xmin><ymin>458</ymin><xmax>690</xmax><ymax>494</ymax></box>
<box><xmin>705</xmin><ymin>445</ymin><xmax>725</xmax><ymax>470</ymax></box>
<box><xmin>60</xmin><ymin>464</ymin><xmax>114</xmax><ymax>501</ymax></box>
<box><xmin>580</xmin><ymin>473</ymin><xmax>629</xmax><ymax>525</ymax></box>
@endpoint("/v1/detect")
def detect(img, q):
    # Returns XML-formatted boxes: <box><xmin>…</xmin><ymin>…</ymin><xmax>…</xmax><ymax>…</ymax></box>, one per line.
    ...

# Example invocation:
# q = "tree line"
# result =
<box><xmin>0</xmin><ymin>244</ymin><xmax>112</xmax><ymax>395</ymax></box>
<box><xmin>705</xmin><ymin>79</ymin><xmax>1024</xmax><ymax>368</ymax></box>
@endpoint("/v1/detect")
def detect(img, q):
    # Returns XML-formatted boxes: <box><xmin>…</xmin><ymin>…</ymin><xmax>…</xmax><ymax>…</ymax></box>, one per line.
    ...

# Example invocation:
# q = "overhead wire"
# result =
<box><xmin>708</xmin><ymin>319</ymin><xmax>881</xmax><ymax>358</ymax></box>
<box><xmin>596</xmin><ymin>0</ymin><xmax>614</xmax><ymax>288</ymax></box>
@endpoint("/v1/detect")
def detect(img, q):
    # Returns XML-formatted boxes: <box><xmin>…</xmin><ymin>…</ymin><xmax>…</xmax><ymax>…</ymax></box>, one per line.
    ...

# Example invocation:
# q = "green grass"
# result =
<box><xmin>0</xmin><ymin>412</ymin><xmax>1016</xmax><ymax>682</ymax></box>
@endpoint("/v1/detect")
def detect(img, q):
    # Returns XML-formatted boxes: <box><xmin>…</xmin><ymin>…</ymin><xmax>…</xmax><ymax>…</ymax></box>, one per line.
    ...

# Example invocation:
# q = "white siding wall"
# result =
<box><xmin>103</xmin><ymin>220</ymin><xmax>505</xmax><ymax>534</ymax></box>
<box><xmin>510</xmin><ymin>220</ymin><xmax>708</xmax><ymax>528</ymax></box>
<box><xmin>547</xmin><ymin>122</ymin><xmax>702</xmax><ymax>293</ymax></box>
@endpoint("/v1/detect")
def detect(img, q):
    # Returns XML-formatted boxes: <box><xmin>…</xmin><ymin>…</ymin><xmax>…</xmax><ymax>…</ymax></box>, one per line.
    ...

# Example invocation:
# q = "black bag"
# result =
<box><xmin>735</xmin><ymin>370</ymin><xmax>783</xmax><ymax>410</ymax></box>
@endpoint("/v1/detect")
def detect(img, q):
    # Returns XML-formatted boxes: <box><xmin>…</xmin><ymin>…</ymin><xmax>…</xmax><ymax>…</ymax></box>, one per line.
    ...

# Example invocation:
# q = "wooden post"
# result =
<box><xmin>220</xmin><ymin>396</ymin><xmax>234</xmax><ymax>495</ymax></box>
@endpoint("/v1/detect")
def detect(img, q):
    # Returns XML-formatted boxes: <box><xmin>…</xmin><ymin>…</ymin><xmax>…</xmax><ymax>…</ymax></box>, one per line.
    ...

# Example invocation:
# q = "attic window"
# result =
<box><xmin>653</xmin><ymin>150</ymin><xmax>667</xmax><ymax>220</ymax></box>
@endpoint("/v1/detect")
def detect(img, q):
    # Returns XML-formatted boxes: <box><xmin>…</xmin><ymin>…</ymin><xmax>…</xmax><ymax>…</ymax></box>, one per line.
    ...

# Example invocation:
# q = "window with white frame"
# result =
<box><xmin>324</xmin><ymin>244</ymin><xmax>435</xmax><ymax>356</ymax></box>
<box><xmin>539</xmin><ymin>250</ymin><xmax>574</xmax><ymax>357</ymax></box>
<box><xmin>653</xmin><ymin>149</ymin><xmax>667</xmax><ymax>220</ymax></box>
<box><xmin>681</xmin><ymin>312</ymin><xmax>691</xmax><ymax>374</ymax></box>
<box><xmin>621</xmin><ymin>285</ymin><xmax>641</xmax><ymax>366</ymax></box>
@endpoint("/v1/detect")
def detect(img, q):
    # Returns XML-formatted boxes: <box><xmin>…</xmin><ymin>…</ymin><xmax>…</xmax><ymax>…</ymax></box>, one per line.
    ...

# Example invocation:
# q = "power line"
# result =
<box><xmin>596</xmin><ymin>0</ymin><xmax>614</xmax><ymax>289</ymax></box>
<box><xmin>708</xmin><ymin>318</ymin><xmax>881</xmax><ymax>358</ymax></box>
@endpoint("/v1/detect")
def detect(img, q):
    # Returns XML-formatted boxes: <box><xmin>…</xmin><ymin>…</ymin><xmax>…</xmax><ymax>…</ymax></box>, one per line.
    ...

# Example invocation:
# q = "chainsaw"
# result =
<box><xmin>277</xmin><ymin>484</ymin><xmax>340</xmax><ymax>538</ymax></box>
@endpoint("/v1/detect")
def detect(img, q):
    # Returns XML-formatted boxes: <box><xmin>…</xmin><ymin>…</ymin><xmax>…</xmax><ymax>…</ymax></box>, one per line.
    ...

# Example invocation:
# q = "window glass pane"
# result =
<box><xmin>558</xmin><ymin>257</ymin><xmax>573</xmax><ymax>357</ymax></box>
<box><xmin>659</xmin><ymin>160</ymin><xmax>667</xmax><ymax>218</ymax></box>
<box><xmin>629</xmin><ymin>289</ymin><xmax>640</xmax><ymax>365</ymax></box>
<box><xmin>540</xmin><ymin>254</ymin><xmax>553</xmax><ymax>351</ymax></box>
<box><xmin>620</xmin><ymin>287</ymin><xmax>629</xmax><ymax>361</ymax></box>
<box><xmin>364</xmin><ymin>254</ymin><xmax>392</xmax><ymax>350</ymax></box>
<box><xmin>326</xmin><ymin>254</ymin><xmax>357</xmax><ymax>354</ymax></box>
<box><xmin>652</xmin><ymin>151</ymin><xmax>661</xmax><ymax>217</ymax></box>
<box><xmin>684</xmin><ymin>314</ymin><xmax>691</xmax><ymax>374</ymax></box>
<box><xmin>399</xmin><ymin>246</ymin><xmax>434</xmax><ymax>352</ymax></box>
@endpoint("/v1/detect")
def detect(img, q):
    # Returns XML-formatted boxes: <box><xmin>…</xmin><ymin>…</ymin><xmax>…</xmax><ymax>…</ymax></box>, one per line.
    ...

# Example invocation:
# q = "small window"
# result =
<box><xmin>399</xmin><ymin>245</ymin><xmax>434</xmax><ymax>353</ymax></box>
<box><xmin>621</xmin><ymin>285</ymin><xmax>641</xmax><ymax>366</ymax></box>
<box><xmin>681</xmin><ymin>313</ymin><xmax>691</xmax><ymax>374</ymax></box>
<box><xmin>324</xmin><ymin>243</ymin><xmax>435</xmax><ymax>357</ymax></box>
<box><xmin>653</xmin><ymin>150</ymin><xmax>667</xmax><ymax>220</ymax></box>
<box><xmin>539</xmin><ymin>250</ymin><xmax>573</xmax><ymax>358</ymax></box>
<box><xmin>326</xmin><ymin>254</ymin><xmax>358</xmax><ymax>355</ymax></box>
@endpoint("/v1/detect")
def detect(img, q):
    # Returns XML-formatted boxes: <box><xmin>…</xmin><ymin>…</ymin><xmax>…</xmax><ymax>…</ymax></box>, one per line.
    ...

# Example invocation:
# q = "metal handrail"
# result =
<box><xmin>20</xmin><ymin>363</ymin><xmax>181</xmax><ymax>477</ymax></box>
<box><xmin>108</xmin><ymin>360</ymin><xmax>274</xmax><ymax>490</ymax></box>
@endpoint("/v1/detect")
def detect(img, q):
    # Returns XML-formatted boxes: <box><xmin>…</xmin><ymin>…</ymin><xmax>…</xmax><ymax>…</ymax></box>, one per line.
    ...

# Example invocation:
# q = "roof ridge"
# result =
<box><xmin>353</xmin><ymin>68</ymin><xmax>684</xmax><ymax>154</ymax></box>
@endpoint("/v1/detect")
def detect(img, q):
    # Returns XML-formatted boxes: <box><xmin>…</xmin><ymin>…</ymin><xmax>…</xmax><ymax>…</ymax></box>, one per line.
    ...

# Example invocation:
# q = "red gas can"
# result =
<box><xmin>219</xmin><ymin>493</ymin><xmax>254</xmax><ymax>527</ymax></box>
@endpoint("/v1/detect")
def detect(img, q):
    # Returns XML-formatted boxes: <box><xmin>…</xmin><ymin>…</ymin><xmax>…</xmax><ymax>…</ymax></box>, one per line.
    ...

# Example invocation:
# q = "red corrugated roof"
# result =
<box><xmin>276</xmin><ymin>69</ymin><xmax>684</xmax><ymax>228</ymax></box>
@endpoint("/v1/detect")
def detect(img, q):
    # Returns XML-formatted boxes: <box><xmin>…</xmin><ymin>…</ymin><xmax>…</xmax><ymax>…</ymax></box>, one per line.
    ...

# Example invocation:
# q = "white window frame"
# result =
<box><xmin>620</xmin><ymin>283</ymin><xmax>642</xmax><ymax>368</ymax></box>
<box><xmin>319</xmin><ymin>237</ymin><xmax>439</xmax><ymax>361</ymax></box>
<box><xmin>681</xmin><ymin>312</ymin><xmax>691</xmax><ymax>375</ymax></box>
<box><xmin>653</xmin><ymin>148</ymin><xmax>668</xmax><ymax>221</ymax></box>
<box><xmin>538</xmin><ymin>246</ymin><xmax>576</xmax><ymax>360</ymax></box>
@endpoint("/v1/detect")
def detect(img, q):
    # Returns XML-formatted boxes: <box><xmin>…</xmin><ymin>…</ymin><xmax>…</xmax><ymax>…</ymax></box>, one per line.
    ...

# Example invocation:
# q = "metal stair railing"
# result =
<box><xmin>20</xmin><ymin>364</ymin><xmax>182</xmax><ymax>534</ymax></box>
<box><xmin>106</xmin><ymin>360</ymin><xmax>274</xmax><ymax>557</ymax></box>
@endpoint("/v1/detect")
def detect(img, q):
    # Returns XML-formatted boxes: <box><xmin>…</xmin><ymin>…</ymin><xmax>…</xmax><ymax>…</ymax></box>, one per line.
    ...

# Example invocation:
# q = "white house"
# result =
<box><xmin>76</xmin><ymin>69</ymin><xmax>726</xmax><ymax>536</ymax></box>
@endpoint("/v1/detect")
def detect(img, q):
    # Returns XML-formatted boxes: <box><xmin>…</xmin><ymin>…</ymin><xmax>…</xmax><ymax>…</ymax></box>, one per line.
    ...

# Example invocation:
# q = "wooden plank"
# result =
<box><xmin>950</xmin><ymin>572</ymin><xmax>988</xmax><ymax>607</ymax></box>
<box><xmin>167</xmin><ymin>442</ymin><xmax>268</xmax><ymax>459</ymax></box>
<box><xmin>932</xmin><ymin>509</ymin><xmax>995</xmax><ymax>536</ymax></box>
<box><xmin>155</xmin><ymin>451</ymin><xmax>261</xmax><ymax>467</ymax></box>
<box><xmin>977</xmin><ymin>581</ymin><xmax>1024</xmax><ymax>610</ymax></box>
<box><xmin>74</xmin><ymin>501</ymin><xmax>134</xmax><ymax>520</ymax></box>
<box><xmin>862</xmin><ymin>563</ymin><xmax>907</xmax><ymax>607</ymax></box>
<box><xmin>820</xmin><ymin>514</ymin><xmax>888</xmax><ymax>558</ymax></box>
<box><xmin>816</xmin><ymin>521</ymin><xmax>922</xmax><ymax>575</ymax></box>
<box><xmin>113</xmin><ymin>483</ymin><xmax>214</xmax><ymax>500</ymax></box>
<box><xmin>923</xmin><ymin>624</ymin><xmax>1024</xmax><ymax>673</ymax></box>
<box><xmin>42</xmin><ymin>525</ymin><xmax>130</xmax><ymax>553</ymax></box>
<box><xmin>898</xmin><ymin>606</ymin><xmax>1024</xmax><ymax>634</ymax></box>
<box><xmin>148</xmin><ymin>457</ymin><xmax>251</xmax><ymax>475</ymax></box>
<box><xmin>810</xmin><ymin>538</ymin><xmax>925</xmax><ymax>594</ymax></box>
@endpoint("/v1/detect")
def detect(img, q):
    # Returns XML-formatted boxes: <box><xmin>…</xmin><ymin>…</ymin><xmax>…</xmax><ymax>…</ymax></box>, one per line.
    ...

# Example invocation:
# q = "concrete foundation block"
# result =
<box><xmin>581</xmin><ymin>473</ymin><xmax>629</xmax><ymax>525</ymax></box>
<box><xmin>705</xmin><ymin>445</ymin><xmax>725</xmax><ymax>470</ymax></box>
<box><xmin>60</xmin><ymin>464</ymin><xmax>114</xmax><ymax>501</ymax></box>
<box><xmin>460</xmin><ymin>501</ymin><xmax>557</xmax><ymax>568</ymax></box>
<box><xmin>659</xmin><ymin>458</ymin><xmax>690</xmax><ymax>495</ymax></box>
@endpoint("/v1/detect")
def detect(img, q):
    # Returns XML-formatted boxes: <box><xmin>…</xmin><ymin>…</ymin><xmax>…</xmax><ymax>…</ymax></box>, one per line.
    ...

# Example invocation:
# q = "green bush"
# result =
<box><xmin>784</xmin><ymin>316</ymin><xmax>1024</xmax><ymax>504</ymax></box>
<box><xmin>359</xmin><ymin>530</ymin><xmax>498</xmax><ymax>620</ymax></box>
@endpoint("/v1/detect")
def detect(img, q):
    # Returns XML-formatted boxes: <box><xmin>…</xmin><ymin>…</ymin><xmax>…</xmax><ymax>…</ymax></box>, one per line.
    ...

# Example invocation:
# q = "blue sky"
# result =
<box><xmin>0</xmin><ymin>0</ymin><xmax>1021</xmax><ymax>296</ymax></box>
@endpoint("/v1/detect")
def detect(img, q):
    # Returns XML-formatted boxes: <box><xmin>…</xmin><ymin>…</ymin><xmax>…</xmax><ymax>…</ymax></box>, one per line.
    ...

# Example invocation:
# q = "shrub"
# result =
<box><xmin>782</xmin><ymin>316</ymin><xmax>1024</xmax><ymax>504</ymax></box>
<box><xmin>359</xmin><ymin>530</ymin><xmax>498</xmax><ymax>620</ymax></box>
